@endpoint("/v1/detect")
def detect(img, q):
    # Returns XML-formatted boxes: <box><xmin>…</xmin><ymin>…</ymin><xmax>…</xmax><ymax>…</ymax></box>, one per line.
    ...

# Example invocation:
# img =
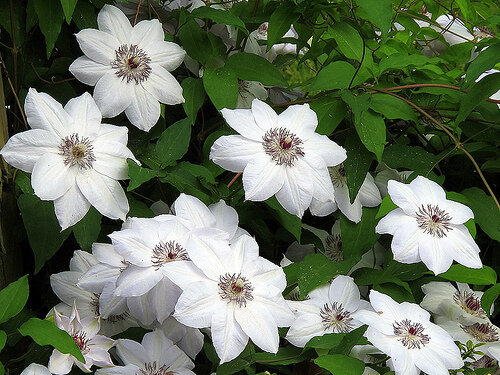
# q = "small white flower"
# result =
<box><xmin>48</xmin><ymin>305</ymin><xmax>114</xmax><ymax>374</ymax></box>
<box><xmin>421</xmin><ymin>281</ymin><xmax>489</xmax><ymax>324</ymax></box>
<box><xmin>20</xmin><ymin>364</ymin><xmax>51</xmax><ymax>375</ymax></box>
<box><xmin>95</xmin><ymin>329</ymin><xmax>195</xmax><ymax>375</ymax></box>
<box><xmin>476</xmin><ymin>69</ymin><xmax>500</xmax><ymax>109</ymax></box>
<box><xmin>375</xmin><ymin>176</ymin><xmax>482</xmax><ymax>274</ymax></box>
<box><xmin>354</xmin><ymin>290</ymin><xmax>464</xmax><ymax>375</ymax></box>
<box><xmin>168</xmin><ymin>232</ymin><xmax>294</xmax><ymax>363</ymax></box>
<box><xmin>210</xmin><ymin>99</ymin><xmax>347</xmax><ymax>217</ymax></box>
<box><xmin>310</xmin><ymin>165</ymin><xmax>382</xmax><ymax>223</ymax></box>
<box><xmin>69</xmin><ymin>5</ymin><xmax>186</xmax><ymax>131</ymax></box>
<box><xmin>245</xmin><ymin>23</ymin><xmax>303</xmax><ymax>62</ymax></box>
<box><xmin>286</xmin><ymin>275</ymin><xmax>370</xmax><ymax>347</ymax></box>
<box><xmin>0</xmin><ymin>89</ymin><xmax>136</xmax><ymax>229</ymax></box>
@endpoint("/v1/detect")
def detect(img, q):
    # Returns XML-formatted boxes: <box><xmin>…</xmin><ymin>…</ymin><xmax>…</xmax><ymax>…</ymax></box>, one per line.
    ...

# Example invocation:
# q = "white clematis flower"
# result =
<box><xmin>20</xmin><ymin>364</ymin><xmax>51</xmax><ymax>375</ymax></box>
<box><xmin>0</xmin><ymin>89</ymin><xmax>136</xmax><ymax>229</ymax></box>
<box><xmin>157</xmin><ymin>316</ymin><xmax>205</xmax><ymax>360</ymax></box>
<box><xmin>69</xmin><ymin>4</ymin><xmax>186</xmax><ymax>131</ymax></box>
<box><xmin>354</xmin><ymin>290</ymin><xmax>463</xmax><ymax>375</ymax></box>
<box><xmin>286</xmin><ymin>275</ymin><xmax>370</xmax><ymax>347</ymax></box>
<box><xmin>95</xmin><ymin>329</ymin><xmax>195</xmax><ymax>375</ymax></box>
<box><xmin>375</xmin><ymin>176</ymin><xmax>482</xmax><ymax>275</ymax></box>
<box><xmin>210</xmin><ymin>99</ymin><xmax>347</xmax><ymax>217</ymax></box>
<box><xmin>48</xmin><ymin>305</ymin><xmax>114</xmax><ymax>374</ymax></box>
<box><xmin>168</xmin><ymin>231</ymin><xmax>294</xmax><ymax>363</ymax></box>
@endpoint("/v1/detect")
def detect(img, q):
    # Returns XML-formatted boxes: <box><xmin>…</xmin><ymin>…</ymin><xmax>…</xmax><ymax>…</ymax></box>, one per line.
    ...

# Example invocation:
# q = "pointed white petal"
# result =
<box><xmin>368</xmin><ymin>290</ymin><xmax>404</xmax><ymax>323</ymax></box>
<box><xmin>229</xmin><ymin>235</ymin><xmax>259</xmax><ymax>273</ymax></box>
<box><xmin>375</xmin><ymin>208</ymin><xmax>409</xmax><ymax>235</ymax></box>
<box><xmin>93</xmin><ymin>140</ymin><xmax>135</xmax><ymax>180</ymax></box>
<box><xmin>20</xmin><ymin>364</ymin><xmax>52</xmax><ymax>375</ymax></box>
<box><xmin>358</xmin><ymin>174</ymin><xmax>382</xmax><ymax>207</ymax></box>
<box><xmin>243</xmin><ymin>157</ymin><xmax>286</xmax><ymax>201</ymax></box>
<box><xmin>211</xmin><ymin>306</ymin><xmax>249</xmax><ymax>364</ymax></box>
<box><xmin>69</xmin><ymin>56</ymin><xmax>110</xmax><ymax>86</ymax></box>
<box><xmin>209</xmin><ymin>200</ymin><xmax>239</xmax><ymax>239</ymax></box>
<box><xmin>97</xmin><ymin>124</ymin><xmax>128</xmax><ymax>145</ymax></box>
<box><xmin>275</xmin><ymin>160</ymin><xmax>314</xmax><ymax>217</ymax></box>
<box><xmin>75</xmin><ymin>29</ymin><xmax>120</xmax><ymax>65</ymax></box>
<box><xmin>441</xmin><ymin>200</ymin><xmax>474</xmax><ymax>225</ymax></box>
<box><xmin>174</xmin><ymin>281</ymin><xmax>222</xmax><ymax>328</ymax></box>
<box><xmin>173</xmin><ymin>193</ymin><xmax>217</xmax><ymax>228</ymax></box>
<box><xmin>124</xmin><ymin>84</ymin><xmax>161</xmax><ymax>131</ymax></box>
<box><xmin>115</xmin><ymin>339</ymin><xmax>149</xmax><ymax>366</ymax></box>
<box><xmin>418</xmin><ymin>234</ymin><xmax>454</xmax><ymax>275</ymax></box>
<box><xmin>93</xmin><ymin>72</ymin><xmax>133</xmax><ymax>118</ymax></box>
<box><xmin>443</xmin><ymin>226</ymin><xmax>482</xmax><ymax>269</ymax></box>
<box><xmin>97</xmin><ymin>5</ymin><xmax>132</xmax><ymax>45</ymax></box>
<box><xmin>210</xmin><ymin>135</ymin><xmax>263</xmax><ymax>173</ymax></box>
<box><xmin>301</xmin><ymin>153</ymin><xmax>335</xmax><ymax>203</ymax></box>
<box><xmin>409</xmin><ymin>176</ymin><xmax>446</xmax><ymax>205</ymax></box>
<box><xmin>185</xmin><ymin>229</ymin><xmax>230</xmax><ymax>280</ymax></box>
<box><xmin>130</xmin><ymin>19</ymin><xmax>164</xmax><ymax>45</ymax></box>
<box><xmin>277</xmin><ymin>103</ymin><xmax>317</xmax><ymax>141</ymax></box>
<box><xmin>335</xmin><ymin>184</ymin><xmax>362</xmax><ymax>223</ymax></box>
<box><xmin>64</xmin><ymin>92</ymin><xmax>101</xmax><ymax>137</ymax></box>
<box><xmin>220</xmin><ymin>107</ymin><xmax>265</xmax><ymax>141</ymax></box>
<box><xmin>390</xmin><ymin>220</ymin><xmax>421</xmax><ymax>264</ymax></box>
<box><xmin>329</xmin><ymin>275</ymin><xmax>360</xmax><ymax>312</ymax></box>
<box><xmin>32</xmin><ymin>153</ymin><xmax>76</xmax><ymax>200</ymax></box>
<box><xmin>143</xmin><ymin>41</ymin><xmax>186</xmax><ymax>71</ymax></box>
<box><xmin>115</xmin><ymin>265</ymin><xmax>163</xmax><ymax>296</ymax></box>
<box><xmin>143</xmin><ymin>65</ymin><xmax>184</xmax><ymax>105</ymax></box>
<box><xmin>309</xmin><ymin>198</ymin><xmax>337</xmax><ymax>217</ymax></box>
<box><xmin>250</xmin><ymin>99</ymin><xmax>278</xmax><ymax>132</ymax></box>
<box><xmin>54</xmin><ymin>184</ymin><xmax>91</xmax><ymax>230</ymax></box>
<box><xmin>286</xmin><ymin>313</ymin><xmax>324</xmax><ymax>347</ymax></box>
<box><xmin>390</xmin><ymin>343</ymin><xmax>419</xmax><ymax>375</ymax></box>
<box><xmin>48</xmin><ymin>350</ymin><xmax>74</xmax><ymax>375</ymax></box>
<box><xmin>387</xmin><ymin>179</ymin><xmax>422</xmax><ymax>216</ymax></box>
<box><xmin>302</xmin><ymin>133</ymin><xmax>347</xmax><ymax>166</ymax></box>
<box><xmin>50</xmin><ymin>271</ymin><xmax>94</xmax><ymax>306</ymax></box>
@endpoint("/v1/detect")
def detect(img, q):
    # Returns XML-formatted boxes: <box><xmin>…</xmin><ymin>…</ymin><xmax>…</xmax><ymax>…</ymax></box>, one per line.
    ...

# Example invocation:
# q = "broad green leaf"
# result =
<box><xmin>455</xmin><ymin>0</ymin><xmax>475</xmax><ymax>22</ymax></box>
<box><xmin>310</xmin><ymin>97</ymin><xmax>347</xmax><ymax>135</ymax></box>
<box><xmin>225</xmin><ymin>52</ymin><xmax>287</xmax><ymax>86</ymax></box>
<box><xmin>461</xmin><ymin>187</ymin><xmax>500</xmax><ymax>241</ymax></box>
<box><xmin>0</xmin><ymin>1</ymin><xmax>27</xmax><ymax>47</ymax></box>
<box><xmin>310</xmin><ymin>61</ymin><xmax>356</xmax><ymax>91</ymax></box>
<box><xmin>155</xmin><ymin>118</ymin><xmax>192</xmax><ymax>165</ymax></box>
<box><xmin>376</xmin><ymin>195</ymin><xmax>397</xmax><ymax>219</ymax></box>
<box><xmin>463</xmin><ymin>43</ymin><xmax>500</xmax><ymax>87</ymax></box>
<box><xmin>343</xmin><ymin>132</ymin><xmax>373</xmax><ymax>203</ymax></box>
<box><xmin>72</xmin><ymin>207</ymin><xmax>101</xmax><ymax>252</ymax></box>
<box><xmin>369</xmin><ymin>95</ymin><xmax>417</xmax><ymax>122</ymax></box>
<box><xmin>177</xmin><ymin>16</ymin><xmax>213</xmax><ymax>64</ymax></box>
<box><xmin>162</xmin><ymin>163</ymin><xmax>213</xmax><ymax>205</ymax></box>
<box><xmin>315</xmin><ymin>354</ymin><xmax>365</xmax><ymax>375</ymax></box>
<box><xmin>18</xmin><ymin>194</ymin><xmax>71</xmax><ymax>273</ymax></box>
<box><xmin>265</xmin><ymin>197</ymin><xmax>301</xmax><ymax>242</ymax></box>
<box><xmin>332</xmin><ymin>326</ymin><xmax>368</xmax><ymax>355</ymax></box>
<box><xmin>0</xmin><ymin>361</ymin><xmax>3</xmax><ymax>375</ymax></box>
<box><xmin>383</xmin><ymin>144</ymin><xmax>437</xmax><ymax>173</ymax></box>
<box><xmin>354</xmin><ymin>110</ymin><xmax>386</xmax><ymax>162</ymax></box>
<box><xmin>127</xmin><ymin>196</ymin><xmax>155</xmax><ymax>218</ymax></box>
<box><xmin>127</xmin><ymin>159</ymin><xmax>158</xmax><ymax>191</ymax></box>
<box><xmin>379</xmin><ymin>53</ymin><xmax>440</xmax><ymax>73</ymax></box>
<box><xmin>254</xmin><ymin>346</ymin><xmax>309</xmax><ymax>365</ymax></box>
<box><xmin>15</xmin><ymin>171</ymin><xmax>34</xmax><ymax>195</ymax></box>
<box><xmin>203</xmin><ymin>67</ymin><xmax>238</xmax><ymax>110</ymax></box>
<box><xmin>340</xmin><ymin>90</ymin><xmax>370</xmax><ymax>122</ymax></box>
<box><xmin>0</xmin><ymin>330</ymin><xmax>6</xmax><ymax>351</ymax></box>
<box><xmin>18</xmin><ymin>318</ymin><xmax>84</xmax><ymax>362</ymax></box>
<box><xmin>72</xmin><ymin>0</ymin><xmax>97</xmax><ymax>29</ymax></box>
<box><xmin>356</xmin><ymin>0</ymin><xmax>392</xmax><ymax>39</ymax></box>
<box><xmin>267</xmin><ymin>1</ymin><xmax>299</xmax><ymax>51</ymax></box>
<box><xmin>340</xmin><ymin>207</ymin><xmax>379</xmax><ymax>262</ymax></box>
<box><xmin>481</xmin><ymin>283</ymin><xmax>500</xmax><ymax>317</ymax></box>
<box><xmin>190</xmin><ymin>6</ymin><xmax>248</xmax><ymax>34</ymax></box>
<box><xmin>439</xmin><ymin>265</ymin><xmax>496</xmax><ymax>285</ymax></box>
<box><xmin>60</xmin><ymin>0</ymin><xmax>78</xmax><ymax>23</ymax></box>
<box><xmin>33</xmin><ymin>0</ymin><xmax>65</xmax><ymax>58</ymax></box>
<box><xmin>305</xmin><ymin>333</ymin><xmax>346</xmax><ymax>349</ymax></box>
<box><xmin>456</xmin><ymin>72</ymin><xmax>500</xmax><ymax>124</ymax></box>
<box><xmin>181</xmin><ymin>78</ymin><xmax>206</xmax><ymax>124</ymax></box>
<box><xmin>0</xmin><ymin>275</ymin><xmax>29</xmax><ymax>324</ymax></box>
<box><xmin>328</xmin><ymin>22</ymin><xmax>363</xmax><ymax>61</ymax></box>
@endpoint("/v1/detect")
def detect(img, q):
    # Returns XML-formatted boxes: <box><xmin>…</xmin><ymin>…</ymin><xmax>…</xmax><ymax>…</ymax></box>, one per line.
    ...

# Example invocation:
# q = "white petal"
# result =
<box><xmin>243</xmin><ymin>157</ymin><xmax>286</xmax><ymax>201</ymax></box>
<box><xmin>0</xmin><ymin>129</ymin><xmax>59</xmax><ymax>173</ymax></box>
<box><xmin>126</xmin><ymin>294</ymin><xmax>155</xmax><ymax>326</ymax></box>
<box><xmin>220</xmin><ymin>107</ymin><xmax>265</xmax><ymax>141</ymax></box>
<box><xmin>390</xmin><ymin>343</ymin><xmax>419</xmax><ymax>375</ymax></box>
<box><xmin>97</xmin><ymin>5</ymin><xmax>132</xmax><ymax>45</ymax></box>
<box><xmin>115</xmin><ymin>339</ymin><xmax>149</xmax><ymax>367</ymax></box>
<box><xmin>21</xmin><ymin>364</ymin><xmax>52</xmax><ymax>375</ymax></box>
<box><xmin>50</xmin><ymin>271</ymin><xmax>93</xmax><ymax>306</ymax></box>
<box><xmin>32</xmin><ymin>153</ymin><xmax>77</xmax><ymax>200</ymax></box>
<box><xmin>185</xmin><ymin>229</ymin><xmax>230</xmax><ymax>279</ymax></box>
<box><xmin>174</xmin><ymin>281</ymin><xmax>222</xmax><ymax>328</ymax></box>
<box><xmin>115</xmin><ymin>265</ymin><xmax>163</xmax><ymax>296</ymax></box>
<box><xmin>173</xmin><ymin>193</ymin><xmax>216</xmax><ymax>228</ymax></box>
<box><xmin>302</xmin><ymin>133</ymin><xmax>347</xmax><ymax>166</ymax></box>
<box><xmin>301</xmin><ymin>153</ymin><xmax>335</xmax><ymax>203</ymax></box>
<box><xmin>124</xmin><ymin>84</ymin><xmax>161</xmax><ymax>131</ymax></box>
<box><xmin>143</xmin><ymin>65</ymin><xmax>184</xmax><ymax>105</ymax></box>
<box><xmin>309</xmin><ymin>198</ymin><xmax>337</xmax><ymax>217</ymax></box>
<box><xmin>97</xmin><ymin>124</ymin><xmax>129</xmax><ymax>145</ymax></box>
<box><xmin>131</xmin><ymin>19</ymin><xmax>164</xmax><ymax>45</ymax></box>
<box><xmin>275</xmin><ymin>160</ymin><xmax>313</xmax><ymax>217</ymax></box>
<box><xmin>391</xmin><ymin>220</ymin><xmax>421</xmax><ymax>264</ymax></box>
<box><xmin>441</xmin><ymin>200</ymin><xmax>474</xmax><ymax>225</ymax></box>
<box><xmin>353</xmin><ymin>310</ymin><xmax>394</xmax><ymax>336</ymax></box>
<box><xmin>75</xmin><ymin>29</ymin><xmax>120</xmax><ymax>65</ymax></box>
<box><xmin>48</xmin><ymin>350</ymin><xmax>74</xmax><ymax>375</ymax></box>
<box><xmin>277</xmin><ymin>103</ymin><xmax>317</xmax><ymax>141</ymax></box>
<box><xmin>334</xmin><ymin>183</ymin><xmax>362</xmax><ymax>223</ymax></box>
<box><xmin>211</xmin><ymin>306</ymin><xmax>249</xmax><ymax>364</ymax></box>
<box><xmin>375</xmin><ymin>208</ymin><xmax>409</xmax><ymax>235</ymax></box>
<box><xmin>149</xmin><ymin>277</ymin><xmax>181</xmax><ymax>322</ymax></box>
<box><xmin>229</xmin><ymin>235</ymin><xmax>259</xmax><ymax>273</ymax></box>
<box><xmin>253</xmin><ymin>292</ymin><xmax>294</xmax><ymax>327</ymax></box>
<box><xmin>409</xmin><ymin>176</ymin><xmax>446</xmax><ymax>205</ymax></box>
<box><xmin>387</xmin><ymin>179</ymin><xmax>422</xmax><ymax>216</ymax></box>
<box><xmin>286</xmin><ymin>313</ymin><xmax>324</xmax><ymax>347</ymax></box>
<box><xmin>54</xmin><ymin>184</ymin><xmax>91</xmax><ymax>230</ymax></box>
<box><xmin>76</xmin><ymin>168</ymin><xmax>129</xmax><ymax>221</ymax></box>
<box><xmin>251</xmin><ymin>99</ymin><xmax>278</xmax><ymax>132</ymax></box>
<box><xmin>69</xmin><ymin>56</ymin><xmax>110</xmax><ymax>86</ymax></box>
<box><xmin>64</xmin><ymin>92</ymin><xmax>101</xmax><ymax>137</ymax></box>
<box><xmin>369</xmin><ymin>290</ymin><xmax>404</xmax><ymax>323</ymax></box>
<box><xmin>210</xmin><ymin>135</ymin><xmax>263</xmax><ymax>173</ymax></box>
<box><xmin>418</xmin><ymin>234</ymin><xmax>454</xmax><ymax>275</ymax></box>
<box><xmin>93</xmin><ymin>72</ymin><xmax>133</xmax><ymax>118</ymax></box>
<box><xmin>93</xmin><ymin>140</ymin><xmax>135</xmax><ymax>180</ymax></box>
<box><xmin>443</xmin><ymin>226</ymin><xmax>482</xmax><ymax>269</ymax></box>
<box><xmin>209</xmin><ymin>200</ymin><xmax>239</xmax><ymax>239</ymax></box>
<box><xmin>143</xmin><ymin>41</ymin><xmax>186</xmax><ymax>71</ymax></box>
<box><xmin>24</xmin><ymin>88</ymin><xmax>71</xmax><ymax>138</ymax></box>
<box><xmin>329</xmin><ymin>275</ymin><xmax>360</xmax><ymax>312</ymax></box>
<box><xmin>359</xmin><ymin>174</ymin><xmax>382</xmax><ymax>207</ymax></box>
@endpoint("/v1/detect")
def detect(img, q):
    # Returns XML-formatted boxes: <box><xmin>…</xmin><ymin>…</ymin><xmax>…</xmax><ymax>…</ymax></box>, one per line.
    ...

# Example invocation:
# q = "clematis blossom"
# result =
<box><xmin>69</xmin><ymin>5</ymin><xmax>186</xmax><ymax>131</ymax></box>
<box><xmin>0</xmin><ymin>89</ymin><xmax>136</xmax><ymax>229</ymax></box>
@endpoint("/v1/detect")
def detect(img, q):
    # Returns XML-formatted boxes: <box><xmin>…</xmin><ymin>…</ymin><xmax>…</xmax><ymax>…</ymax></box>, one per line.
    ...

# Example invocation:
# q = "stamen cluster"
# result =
<box><xmin>324</xmin><ymin>234</ymin><xmax>343</xmax><ymax>262</ymax></box>
<box><xmin>453</xmin><ymin>290</ymin><xmax>487</xmax><ymax>319</ymax></box>
<box><xmin>151</xmin><ymin>240</ymin><xmax>190</xmax><ymax>270</ymax></box>
<box><xmin>139</xmin><ymin>361</ymin><xmax>175</xmax><ymax>375</ymax></box>
<box><xmin>71</xmin><ymin>331</ymin><xmax>90</xmax><ymax>354</ymax></box>
<box><xmin>319</xmin><ymin>302</ymin><xmax>353</xmax><ymax>333</ymax></box>
<box><xmin>112</xmin><ymin>44</ymin><xmax>152</xmax><ymax>84</ymax></box>
<box><xmin>59</xmin><ymin>133</ymin><xmax>95</xmax><ymax>169</ymax></box>
<box><xmin>416</xmin><ymin>204</ymin><xmax>452</xmax><ymax>238</ymax></box>
<box><xmin>461</xmin><ymin>322</ymin><xmax>499</xmax><ymax>342</ymax></box>
<box><xmin>262</xmin><ymin>127</ymin><xmax>304</xmax><ymax>166</ymax></box>
<box><xmin>218</xmin><ymin>273</ymin><xmax>254</xmax><ymax>307</ymax></box>
<box><xmin>393</xmin><ymin>319</ymin><xmax>430</xmax><ymax>349</ymax></box>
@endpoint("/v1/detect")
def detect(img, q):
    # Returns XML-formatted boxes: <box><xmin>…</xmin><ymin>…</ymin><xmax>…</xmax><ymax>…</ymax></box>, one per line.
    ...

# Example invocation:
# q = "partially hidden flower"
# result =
<box><xmin>354</xmin><ymin>290</ymin><xmax>464</xmax><ymax>375</ymax></box>
<box><xmin>375</xmin><ymin>176</ymin><xmax>482</xmax><ymax>274</ymax></box>
<box><xmin>70</xmin><ymin>4</ymin><xmax>186</xmax><ymax>131</ymax></box>
<box><xmin>0</xmin><ymin>89</ymin><xmax>136</xmax><ymax>229</ymax></box>
<box><xmin>210</xmin><ymin>99</ymin><xmax>347</xmax><ymax>217</ymax></box>
<box><xmin>20</xmin><ymin>364</ymin><xmax>51</xmax><ymax>375</ymax></box>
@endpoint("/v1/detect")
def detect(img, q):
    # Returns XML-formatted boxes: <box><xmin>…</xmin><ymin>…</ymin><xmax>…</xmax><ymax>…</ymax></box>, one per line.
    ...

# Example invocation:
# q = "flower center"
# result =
<box><xmin>415</xmin><ymin>204</ymin><xmax>452</xmax><ymax>238</ymax></box>
<box><xmin>111</xmin><ymin>44</ymin><xmax>152</xmax><ymax>84</ymax></box>
<box><xmin>393</xmin><ymin>319</ymin><xmax>430</xmax><ymax>349</ymax></box>
<box><xmin>325</xmin><ymin>234</ymin><xmax>343</xmax><ymax>262</ymax></box>
<box><xmin>140</xmin><ymin>362</ymin><xmax>175</xmax><ymax>375</ymax></box>
<box><xmin>71</xmin><ymin>331</ymin><xmax>90</xmax><ymax>354</ymax></box>
<box><xmin>59</xmin><ymin>133</ymin><xmax>95</xmax><ymax>169</ymax></box>
<box><xmin>151</xmin><ymin>241</ymin><xmax>189</xmax><ymax>270</ymax></box>
<box><xmin>262</xmin><ymin>127</ymin><xmax>304</xmax><ymax>166</ymax></box>
<box><xmin>89</xmin><ymin>293</ymin><xmax>128</xmax><ymax>323</ymax></box>
<box><xmin>330</xmin><ymin>165</ymin><xmax>347</xmax><ymax>188</ymax></box>
<box><xmin>218</xmin><ymin>273</ymin><xmax>254</xmax><ymax>307</ymax></box>
<box><xmin>461</xmin><ymin>322</ymin><xmax>499</xmax><ymax>342</ymax></box>
<box><xmin>319</xmin><ymin>302</ymin><xmax>353</xmax><ymax>333</ymax></box>
<box><xmin>453</xmin><ymin>290</ymin><xmax>487</xmax><ymax>319</ymax></box>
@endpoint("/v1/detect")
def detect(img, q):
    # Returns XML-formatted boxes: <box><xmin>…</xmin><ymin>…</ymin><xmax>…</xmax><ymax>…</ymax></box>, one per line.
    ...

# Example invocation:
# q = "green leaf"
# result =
<box><xmin>0</xmin><ymin>362</ymin><xmax>3</xmax><ymax>375</ymax></box>
<box><xmin>340</xmin><ymin>207</ymin><xmax>379</xmax><ymax>263</ymax></box>
<box><xmin>127</xmin><ymin>159</ymin><xmax>158</xmax><ymax>191</ymax></box>
<box><xmin>456</xmin><ymin>72</ymin><xmax>500</xmax><ymax>124</ymax></box>
<box><xmin>461</xmin><ymin>187</ymin><xmax>500</xmax><ymax>242</ymax></box>
<box><xmin>181</xmin><ymin>78</ymin><xmax>205</xmax><ymax>124</ymax></box>
<box><xmin>343</xmin><ymin>132</ymin><xmax>373</xmax><ymax>203</ymax></box>
<box><xmin>328</xmin><ymin>22</ymin><xmax>363</xmax><ymax>61</ymax></box>
<box><xmin>254</xmin><ymin>346</ymin><xmax>309</xmax><ymax>365</ymax></box>
<box><xmin>383</xmin><ymin>144</ymin><xmax>437</xmax><ymax>173</ymax></box>
<box><xmin>72</xmin><ymin>207</ymin><xmax>101</xmax><ymax>252</ymax></box>
<box><xmin>305</xmin><ymin>333</ymin><xmax>346</xmax><ymax>349</ymax></box>
<box><xmin>463</xmin><ymin>43</ymin><xmax>500</xmax><ymax>87</ymax></box>
<box><xmin>356</xmin><ymin>0</ymin><xmax>392</xmax><ymax>39</ymax></box>
<box><xmin>0</xmin><ymin>330</ymin><xmax>6</xmax><ymax>351</ymax></box>
<box><xmin>162</xmin><ymin>163</ymin><xmax>213</xmax><ymax>205</ymax></box>
<box><xmin>379</xmin><ymin>53</ymin><xmax>440</xmax><ymax>73</ymax></box>
<box><xmin>72</xmin><ymin>0</ymin><xmax>97</xmax><ymax>29</ymax></box>
<box><xmin>60</xmin><ymin>0</ymin><xmax>78</xmax><ymax>23</ymax></box>
<box><xmin>127</xmin><ymin>196</ymin><xmax>155</xmax><ymax>218</ymax></box>
<box><xmin>376</xmin><ymin>195</ymin><xmax>397</xmax><ymax>219</ymax></box>
<box><xmin>267</xmin><ymin>1</ymin><xmax>299</xmax><ymax>51</ymax></box>
<box><xmin>0</xmin><ymin>275</ymin><xmax>29</xmax><ymax>324</ymax></box>
<box><xmin>225</xmin><ymin>52</ymin><xmax>287</xmax><ymax>86</ymax></box>
<box><xmin>265</xmin><ymin>197</ymin><xmax>301</xmax><ymax>242</ymax></box>
<box><xmin>190</xmin><ymin>6</ymin><xmax>248</xmax><ymax>34</ymax></box>
<box><xmin>310</xmin><ymin>61</ymin><xmax>356</xmax><ymax>91</ymax></box>
<box><xmin>455</xmin><ymin>0</ymin><xmax>475</xmax><ymax>22</ymax></box>
<box><xmin>481</xmin><ymin>283</ymin><xmax>500</xmax><ymax>317</ymax></box>
<box><xmin>33</xmin><ymin>0</ymin><xmax>65</xmax><ymax>58</ymax></box>
<box><xmin>156</xmin><ymin>118</ymin><xmax>192</xmax><ymax>165</ymax></box>
<box><xmin>17</xmin><ymin>194</ymin><xmax>71</xmax><ymax>273</ymax></box>
<box><xmin>310</xmin><ymin>97</ymin><xmax>347</xmax><ymax>135</ymax></box>
<box><xmin>340</xmin><ymin>90</ymin><xmax>370</xmax><ymax>122</ymax></box>
<box><xmin>203</xmin><ymin>67</ymin><xmax>239</xmax><ymax>110</ymax></box>
<box><xmin>177</xmin><ymin>16</ymin><xmax>214</xmax><ymax>65</ymax></box>
<box><xmin>354</xmin><ymin>110</ymin><xmax>386</xmax><ymax>162</ymax></box>
<box><xmin>18</xmin><ymin>318</ymin><xmax>84</xmax><ymax>362</ymax></box>
<box><xmin>15</xmin><ymin>171</ymin><xmax>34</xmax><ymax>195</ymax></box>
<box><xmin>315</xmin><ymin>354</ymin><xmax>365</xmax><ymax>375</ymax></box>
<box><xmin>369</xmin><ymin>95</ymin><xmax>417</xmax><ymax>122</ymax></box>
<box><xmin>439</xmin><ymin>265</ymin><xmax>496</xmax><ymax>285</ymax></box>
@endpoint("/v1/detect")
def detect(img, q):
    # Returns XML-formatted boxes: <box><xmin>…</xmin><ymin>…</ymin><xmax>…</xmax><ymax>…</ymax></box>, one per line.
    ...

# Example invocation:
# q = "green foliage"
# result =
<box><xmin>181</xmin><ymin>77</ymin><xmax>206</xmax><ymax>124</ymax></box>
<box><xmin>314</xmin><ymin>354</ymin><xmax>365</xmax><ymax>375</ymax></box>
<box><xmin>310</xmin><ymin>62</ymin><xmax>355</xmax><ymax>91</ymax></box>
<box><xmin>156</xmin><ymin>118</ymin><xmax>192</xmax><ymax>166</ymax></box>
<box><xmin>0</xmin><ymin>275</ymin><xmax>29</xmax><ymax>324</ymax></box>
<box><xmin>225</xmin><ymin>53</ymin><xmax>287</xmax><ymax>86</ymax></box>
<box><xmin>439</xmin><ymin>265</ymin><xmax>497</xmax><ymax>285</ymax></box>
<box><xmin>72</xmin><ymin>207</ymin><xmax>101</xmax><ymax>252</ymax></box>
<box><xmin>203</xmin><ymin>67</ymin><xmax>239</xmax><ymax>110</ymax></box>
<box><xmin>267</xmin><ymin>1</ymin><xmax>299</xmax><ymax>51</ymax></box>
